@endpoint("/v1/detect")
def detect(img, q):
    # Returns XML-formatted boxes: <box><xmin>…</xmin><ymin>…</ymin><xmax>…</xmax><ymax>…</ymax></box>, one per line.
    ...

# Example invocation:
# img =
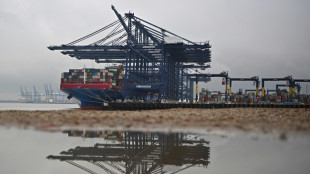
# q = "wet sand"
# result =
<box><xmin>0</xmin><ymin>108</ymin><xmax>309</xmax><ymax>134</ymax></box>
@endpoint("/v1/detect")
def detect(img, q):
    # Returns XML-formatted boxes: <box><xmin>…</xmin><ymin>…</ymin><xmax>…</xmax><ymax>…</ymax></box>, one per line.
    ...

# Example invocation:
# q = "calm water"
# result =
<box><xmin>0</xmin><ymin>127</ymin><xmax>309</xmax><ymax>174</ymax></box>
<box><xmin>0</xmin><ymin>102</ymin><xmax>79</xmax><ymax>110</ymax></box>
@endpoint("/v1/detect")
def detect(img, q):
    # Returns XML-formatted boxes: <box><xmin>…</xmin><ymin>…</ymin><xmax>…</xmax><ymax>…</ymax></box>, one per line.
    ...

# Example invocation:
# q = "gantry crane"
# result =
<box><xmin>180</xmin><ymin>64</ymin><xmax>211</xmax><ymax>101</ymax></box>
<box><xmin>19</xmin><ymin>87</ymin><xmax>26</xmax><ymax>101</ymax></box>
<box><xmin>20</xmin><ymin>86</ymin><xmax>41</xmax><ymax>102</ymax></box>
<box><xmin>261</xmin><ymin>76</ymin><xmax>293</xmax><ymax>98</ymax></box>
<box><xmin>33</xmin><ymin>86</ymin><xmax>44</xmax><ymax>102</ymax></box>
<box><xmin>229</xmin><ymin>76</ymin><xmax>259</xmax><ymax>100</ymax></box>
<box><xmin>292</xmin><ymin>79</ymin><xmax>310</xmax><ymax>97</ymax></box>
<box><xmin>261</xmin><ymin>76</ymin><xmax>310</xmax><ymax>98</ymax></box>
<box><xmin>48</xmin><ymin>5</ymin><xmax>211</xmax><ymax>101</ymax></box>
<box><xmin>186</xmin><ymin>72</ymin><xmax>229</xmax><ymax>102</ymax></box>
<box><xmin>276</xmin><ymin>83</ymin><xmax>301</xmax><ymax>95</ymax></box>
<box><xmin>188</xmin><ymin>76</ymin><xmax>211</xmax><ymax>102</ymax></box>
<box><xmin>24</xmin><ymin>86</ymin><xmax>33</xmax><ymax>101</ymax></box>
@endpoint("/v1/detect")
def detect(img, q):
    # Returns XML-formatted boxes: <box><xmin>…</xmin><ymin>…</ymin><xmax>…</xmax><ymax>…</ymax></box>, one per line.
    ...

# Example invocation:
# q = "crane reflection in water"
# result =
<box><xmin>47</xmin><ymin>130</ymin><xmax>211</xmax><ymax>174</ymax></box>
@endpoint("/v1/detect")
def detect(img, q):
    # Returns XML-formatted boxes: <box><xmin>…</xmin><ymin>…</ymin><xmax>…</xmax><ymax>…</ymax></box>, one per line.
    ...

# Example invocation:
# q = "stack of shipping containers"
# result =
<box><xmin>60</xmin><ymin>65</ymin><xmax>125</xmax><ymax>91</ymax></box>
<box><xmin>199</xmin><ymin>88</ymin><xmax>222</xmax><ymax>103</ymax></box>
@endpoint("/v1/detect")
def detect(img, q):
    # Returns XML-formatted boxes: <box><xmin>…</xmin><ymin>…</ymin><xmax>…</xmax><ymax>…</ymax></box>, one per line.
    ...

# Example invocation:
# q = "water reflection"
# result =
<box><xmin>47</xmin><ymin>130</ymin><xmax>210</xmax><ymax>173</ymax></box>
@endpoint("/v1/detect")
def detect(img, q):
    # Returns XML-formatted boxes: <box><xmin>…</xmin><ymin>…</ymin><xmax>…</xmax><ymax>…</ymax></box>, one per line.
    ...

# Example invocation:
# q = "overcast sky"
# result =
<box><xmin>0</xmin><ymin>0</ymin><xmax>309</xmax><ymax>100</ymax></box>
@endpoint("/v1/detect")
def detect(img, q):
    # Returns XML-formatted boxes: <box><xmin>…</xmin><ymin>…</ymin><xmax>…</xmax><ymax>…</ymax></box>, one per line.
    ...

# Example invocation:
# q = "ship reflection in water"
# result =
<box><xmin>47</xmin><ymin>130</ymin><xmax>210</xmax><ymax>174</ymax></box>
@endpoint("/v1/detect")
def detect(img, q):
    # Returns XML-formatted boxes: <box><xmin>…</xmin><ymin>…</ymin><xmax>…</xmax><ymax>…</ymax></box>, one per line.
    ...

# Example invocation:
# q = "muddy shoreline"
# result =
<box><xmin>0</xmin><ymin>108</ymin><xmax>309</xmax><ymax>134</ymax></box>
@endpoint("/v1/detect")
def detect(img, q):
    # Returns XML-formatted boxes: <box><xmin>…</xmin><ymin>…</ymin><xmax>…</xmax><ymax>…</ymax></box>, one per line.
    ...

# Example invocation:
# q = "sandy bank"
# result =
<box><xmin>0</xmin><ymin>108</ymin><xmax>309</xmax><ymax>133</ymax></box>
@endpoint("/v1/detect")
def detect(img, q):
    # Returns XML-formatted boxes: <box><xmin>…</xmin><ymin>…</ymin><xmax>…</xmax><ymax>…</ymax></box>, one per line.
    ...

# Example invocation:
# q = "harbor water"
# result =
<box><xmin>0</xmin><ymin>102</ymin><xmax>79</xmax><ymax>111</ymax></box>
<box><xmin>0</xmin><ymin>127</ymin><xmax>309</xmax><ymax>174</ymax></box>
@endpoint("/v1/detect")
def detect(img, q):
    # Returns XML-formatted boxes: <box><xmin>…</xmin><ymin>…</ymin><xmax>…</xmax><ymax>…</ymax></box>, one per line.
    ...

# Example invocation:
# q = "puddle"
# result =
<box><xmin>0</xmin><ymin>127</ymin><xmax>309</xmax><ymax>174</ymax></box>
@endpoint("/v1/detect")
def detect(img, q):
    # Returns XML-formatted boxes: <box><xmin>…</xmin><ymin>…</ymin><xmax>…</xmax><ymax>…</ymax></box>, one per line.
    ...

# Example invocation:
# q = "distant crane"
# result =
<box><xmin>33</xmin><ymin>85</ymin><xmax>43</xmax><ymax>102</ymax></box>
<box><xmin>261</xmin><ymin>76</ymin><xmax>293</xmax><ymax>98</ymax></box>
<box><xmin>186</xmin><ymin>72</ymin><xmax>229</xmax><ymax>102</ymax></box>
<box><xmin>44</xmin><ymin>84</ymin><xmax>50</xmax><ymax>102</ymax></box>
<box><xmin>180</xmin><ymin>64</ymin><xmax>211</xmax><ymax>102</ymax></box>
<box><xmin>292</xmin><ymin>79</ymin><xmax>310</xmax><ymax>96</ymax></box>
<box><xmin>49</xmin><ymin>84</ymin><xmax>56</xmax><ymax>103</ymax></box>
<box><xmin>19</xmin><ymin>84</ymin><xmax>71</xmax><ymax>103</ymax></box>
<box><xmin>24</xmin><ymin>86</ymin><xmax>33</xmax><ymax>101</ymax></box>
<box><xmin>276</xmin><ymin>83</ymin><xmax>301</xmax><ymax>94</ymax></box>
<box><xmin>262</xmin><ymin>76</ymin><xmax>309</xmax><ymax>98</ymax></box>
<box><xmin>19</xmin><ymin>87</ymin><xmax>27</xmax><ymax>101</ymax></box>
<box><xmin>229</xmin><ymin>76</ymin><xmax>260</xmax><ymax>100</ymax></box>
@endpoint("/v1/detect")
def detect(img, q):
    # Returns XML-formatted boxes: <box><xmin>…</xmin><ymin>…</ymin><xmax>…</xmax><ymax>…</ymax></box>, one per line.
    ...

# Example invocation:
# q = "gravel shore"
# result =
<box><xmin>0</xmin><ymin>108</ymin><xmax>309</xmax><ymax>134</ymax></box>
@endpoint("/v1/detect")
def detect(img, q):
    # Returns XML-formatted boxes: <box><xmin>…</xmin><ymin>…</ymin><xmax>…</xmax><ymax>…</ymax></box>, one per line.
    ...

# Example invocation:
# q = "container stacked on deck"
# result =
<box><xmin>299</xmin><ymin>94</ymin><xmax>310</xmax><ymax>104</ymax></box>
<box><xmin>276</xmin><ymin>90</ymin><xmax>282</xmax><ymax>103</ymax></box>
<box><xmin>106</xmin><ymin>65</ymin><xmax>125</xmax><ymax>91</ymax></box>
<box><xmin>269</xmin><ymin>94</ymin><xmax>275</xmax><ymax>102</ymax></box>
<box><xmin>199</xmin><ymin>89</ymin><xmax>222</xmax><ymax>103</ymax></box>
<box><xmin>199</xmin><ymin>89</ymin><xmax>208</xmax><ymax>102</ymax></box>
<box><xmin>60</xmin><ymin>65</ymin><xmax>125</xmax><ymax>91</ymax></box>
<box><xmin>235</xmin><ymin>94</ymin><xmax>244</xmax><ymax>103</ymax></box>
<box><xmin>199</xmin><ymin>89</ymin><xmax>206</xmax><ymax>102</ymax></box>
<box><xmin>248</xmin><ymin>93</ymin><xmax>255</xmax><ymax>103</ymax></box>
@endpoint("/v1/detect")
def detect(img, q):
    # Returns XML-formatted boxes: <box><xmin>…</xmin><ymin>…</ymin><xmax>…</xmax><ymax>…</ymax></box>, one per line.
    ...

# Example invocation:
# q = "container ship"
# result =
<box><xmin>60</xmin><ymin>65</ymin><xmax>125</xmax><ymax>109</ymax></box>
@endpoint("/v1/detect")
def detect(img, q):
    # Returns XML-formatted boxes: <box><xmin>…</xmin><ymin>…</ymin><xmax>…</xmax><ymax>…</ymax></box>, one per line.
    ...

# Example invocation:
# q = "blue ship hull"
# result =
<box><xmin>62</xmin><ymin>88</ymin><xmax>124</xmax><ymax>109</ymax></box>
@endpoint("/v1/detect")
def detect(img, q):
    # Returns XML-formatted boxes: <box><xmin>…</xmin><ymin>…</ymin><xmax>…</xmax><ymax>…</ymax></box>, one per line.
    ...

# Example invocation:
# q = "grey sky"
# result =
<box><xmin>0</xmin><ymin>0</ymin><xmax>309</xmax><ymax>100</ymax></box>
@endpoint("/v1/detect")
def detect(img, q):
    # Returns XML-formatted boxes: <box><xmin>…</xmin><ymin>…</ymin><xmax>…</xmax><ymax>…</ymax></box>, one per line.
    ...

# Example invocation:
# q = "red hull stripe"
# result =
<box><xmin>60</xmin><ymin>83</ymin><xmax>111</xmax><ymax>90</ymax></box>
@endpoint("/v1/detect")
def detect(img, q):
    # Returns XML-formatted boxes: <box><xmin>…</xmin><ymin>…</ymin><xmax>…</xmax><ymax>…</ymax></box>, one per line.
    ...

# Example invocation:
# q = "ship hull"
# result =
<box><xmin>61</xmin><ymin>83</ymin><xmax>124</xmax><ymax>109</ymax></box>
